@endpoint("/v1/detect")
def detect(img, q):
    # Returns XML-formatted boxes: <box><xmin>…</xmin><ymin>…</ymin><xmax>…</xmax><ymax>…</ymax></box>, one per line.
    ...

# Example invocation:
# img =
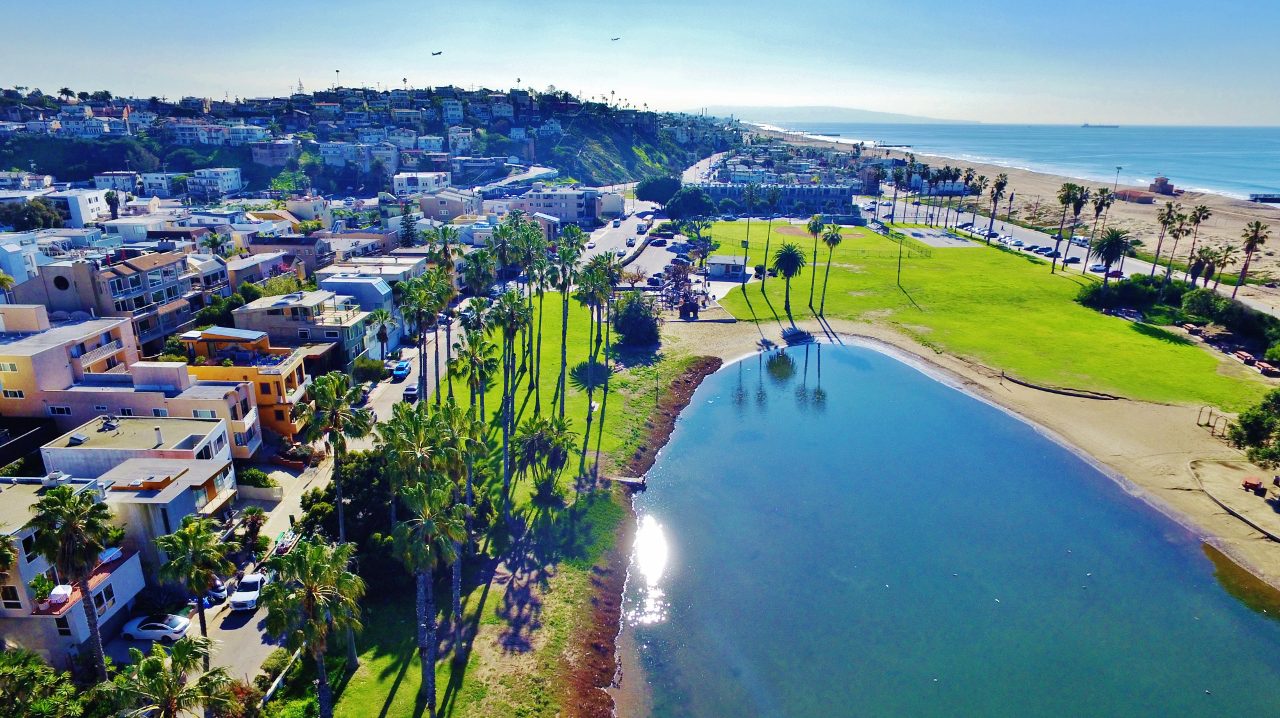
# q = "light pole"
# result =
<box><xmin>1113</xmin><ymin>166</ymin><xmax>1122</xmax><ymax>192</ymax></box>
<box><xmin>334</xmin><ymin>69</ymin><xmax>340</xmax><ymax>90</ymax></box>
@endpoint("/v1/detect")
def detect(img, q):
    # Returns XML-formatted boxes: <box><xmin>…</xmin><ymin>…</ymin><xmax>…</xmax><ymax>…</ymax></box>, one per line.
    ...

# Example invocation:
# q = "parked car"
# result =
<box><xmin>391</xmin><ymin>360</ymin><xmax>411</xmax><ymax>381</ymax></box>
<box><xmin>229</xmin><ymin>573</ymin><xmax>269</xmax><ymax>612</ymax></box>
<box><xmin>403</xmin><ymin>385</ymin><xmax>420</xmax><ymax>402</ymax></box>
<box><xmin>1045</xmin><ymin>250</ymin><xmax>1061</xmax><ymax>258</ymax></box>
<box><xmin>206</xmin><ymin>577</ymin><xmax>228</xmax><ymax>602</ymax></box>
<box><xmin>1107</xmin><ymin>270</ymin><xmax>1125</xmax><ymax>279</ymax></box>
<box><xmin>612</xmin><ymin>218</ymin><xmax>622</xmax><ymax>228</ymax></box>
<box><xmin>1063</xmin><ymin>256</ymin><xmax>1081</xmax><ymax>265</ymax></box>
<box><xmin>626</xmin><ymin>237</ymin><xmax>636</xmax><ymax>247</ymax></box>
<box><xmin>958</xmin><ymin>222</ymin><xmax>973</xmax><ymax>230</ymax></box>
<box><xmin>616</xmin><ymin>249</ymin><xmax>627</xmax><ymax>257</ymax></box>
<box><xmin>671</xmin><ymin>257</ymin><xmax>691</xmax><ymax>267</ymax></box>
<box><xmin>1011</xmin><ymin>240</ymin><xmax>1024</xmax><ymax>247</ymax></box>
<box><xmin>586</xmin><ymin>241</ymin><xmax>597</xmax><ymax>249</ymax></box>
<box><xmin>1089</xmin><ymin>263</ymin><xmax>1108</xmax><ymax>273</ymax></box>
<box><xmin>122</xmin><ymin>614</ymin><xmax>190</xmax><ymax>643</ymax></box>
<box><xmin>650</xmin><ymin>238</ymin><xmax>668</xmax><ymax>247</ymax></box>
<box><xmin>1024</xmin><ymin>245</ymin><xmax>1040</xmax><ymax>252</ymax></box>
<box><xmin>646</xmin><ymin>276</ymin><xmax>663</xmax><ymax>286</ymax></box>
<box><xmin>985</xmin><ymin>231</ymin><xmax>1000</xmax><ymax>239</ymax></box>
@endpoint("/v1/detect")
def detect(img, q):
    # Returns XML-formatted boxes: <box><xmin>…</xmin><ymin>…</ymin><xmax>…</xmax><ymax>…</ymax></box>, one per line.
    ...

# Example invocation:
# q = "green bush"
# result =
<box><xmin>238</xmin><ymin>467</ymin><xmax>277</xmax><ymax>488</ymax></box>
<box><xmin>239</xmin><ymin>282</ymin><xmax>264</xmax><ymax>302</ymax></box>
<box><xmin>353</xmin><ymin>357</ymin><xmax>387</xmax><ymax>383</ymax></box>
<box><xmin>254</xmin><ymin>647</ymin><xmax>294</xmax><ymax>692</ymax></box>
<box><xmin>613</xmin><ymin>292</ymin><xmax>660</xmax><ymax>346</ymax></box>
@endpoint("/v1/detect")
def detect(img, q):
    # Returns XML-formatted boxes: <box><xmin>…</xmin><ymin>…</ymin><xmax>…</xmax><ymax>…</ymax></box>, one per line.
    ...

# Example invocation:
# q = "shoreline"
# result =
<box><xmin>748</xmin><ymin>124</ymin><xmax>1280</xmax><ymax>275</ymax></box>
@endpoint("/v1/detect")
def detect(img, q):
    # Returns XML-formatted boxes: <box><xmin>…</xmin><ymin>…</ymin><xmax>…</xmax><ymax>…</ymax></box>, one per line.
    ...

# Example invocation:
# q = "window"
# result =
<box><xmin>152</xmin><ymin>408</ymin><xmax>168</xmax><ymax>417</ymax></box>
<box><xmin>274</xmin><ymin>409</ymin><xmax>285</xmax><ymax>421</ymax></box>
<box><xmin>55</xmin><ymin>616</ymin><xmax>71</xmax><ymax>635</ymax></box>
<box><xmin>2</xmin><ymin>390</ymin><xmax>23</xmax><ymax>399</ymax></box>
<box><xmin>0</xmin><ymin>363</ymin><xmax>17</xmax><ymax>372</ymax></box>
<box><xmin>325</xmin><ymin>330</ymin><xmax>339</xmax><ymax>339</ymax></box>
<box><xmin>1</xmin><ymin>585</ymin><xmax>21</xmax><ymax>610</ymax></box>
<box><xmin>48</xmin><ymin>406</ymin><xmax>71</xmax><ymax>416</ymax></box>
<box><xmin>259</xmin><ymin>382</ymin><xmax>272</xmax><ymax>395</ymax></box>
<box><xmin>193</xmin><ymin>409</ymin><xmax>216</xmax><ymax>419</ymax></box>
<box><xmin>298</xmin><ymin>329</ymin><xmax>310</xmax><ymax>339</ymax></box>
<box><xmin>93</xmin><ymin>584</ymin><xmax>115</xmax><ymax>616</ymax></box>
<box><xmin>120</xmin><ymin>407</ymin><xmax>135</xmax><ymax>416</ymax></box>
<box><xmin>93</xmin><ymin>404</ymin><xmax>107</xmax><ymax>411</ymax></box>
<box><xmin>22</xmin><ymin>533</ymin><xmax>37</xmax><ymax>562</ymax></box>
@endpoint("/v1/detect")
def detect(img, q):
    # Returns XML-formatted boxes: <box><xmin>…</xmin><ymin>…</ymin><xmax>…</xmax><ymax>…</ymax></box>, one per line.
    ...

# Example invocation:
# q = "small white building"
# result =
<box><xmin>392</xmin><ymin>172</ymin><xmax>451</xmax><ymax>196</ymax></box>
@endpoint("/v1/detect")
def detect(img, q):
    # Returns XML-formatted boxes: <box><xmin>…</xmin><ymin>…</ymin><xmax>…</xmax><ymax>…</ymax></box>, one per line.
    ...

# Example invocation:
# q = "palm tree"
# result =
<box><xmin>427</xmin><ymin>267</ymin><xmax>457</xmax><ymax>404</ymax></box>
<box><xmin>513</xmin><ymin>415</ymin><xmax>577</xmax><ymax>500</ymax></box>
<box><xmin>241</xmin><ymin>505</ymin><xmax>267</xmax><ymax>558</ymax></box>
<box><xmin>1051</xmin><ymin>183</ymin><xmax>1079</xmax><ymax>272</ymax></box>
<box><xmin>985</xmin><ymin>174</ymin><xmax>1008</xmax><ymax>243</ymax></box>
<box><xmin>452</xmin><ymin>325</ymin><xmax>498</xmax><ymax>421</ymax></box>
<box><xmin>1234</xmin><ymin>221</ymin><xmax>1271</xmax><ymax>299</ymax></box>
<box><xmin>1059</xmin><ymin>185</ymin><xmax>1090</xmax><ymax>273</ymax></box>
<box><xmin>1091</xmin><ymin>228</ymin><xmax>1131</xmax><ymax>285</ymax></box>
<box><xmin>491</xmin><ymin>290</ymin><xmax>531</xmax><ymax>523</ymax></box>
<box><xmin>27</xmin><ymin>485</ymin><xmax>115</xmax><ymax>681</ymax></box>
<box><xmin>528</xmin><ymin>253</ymin><xmax>552</xmax><ymax>413</ymax></box>
<box><xmin>399</xmin><ymin>276</ymin><xmax>435</xmax><ymax>399</ymax></box>
<box><xmin>391</xmin><ymin>482</ymin><xmax>465</xmax><ymax>717</ymax></box>
<box><xmin>104</xmin><ymin>190</ymin><xmax>120</xmax><ymax>220</ymax></box>
<box><xmin>805</xmin><ymin>214</ymin><xmax>824</xmax><ymax>309</ymax></box>
<box><xmin>1184</xmin><ymin>205</ymin><xmax>1213</xmax><ymax>282</ymax></box>
<box><xmin>554</xmin><ymin>226</ymin><xmax>585</xmax><ymax>420</ymax></box>
<box><xmin>761</xmin><ymin>187</ymin><xmax>782</xmax><ymax>290</ymax></box>
<box><xmin>1149</xmin><ymin>201</ymin><xmax>1183</xmax><ymax>277</ymax></box>
<box><xmin>294</xmin><ymin>371</ymin><xmax>373</xmax><ymax>544</ymax></box>
<box><xmin>1084</xmin><ymin>188</ymin><xmax>1114</xmax><ymax>272</ymax></box>
<box><xmin>459</xmin><ymin>248</ymin><xmax>496</xmax><ymax>297</ymax></box>
<box><xmin>889</xmin><ymin>167</ymin><xmax>906</xmax><ymax>222</ymax></box>
<box><xmin>743</xmin><ymin>183</ymin><xmax>759</xmax><ymax>268</ymax></box>
<box><xmin>110</xmin><ymin>637</ymin><xmax>234</xmax><ymax>718</ymax></box>
<box><xmin>200</xmin><ymin>232</ymin><xmax>229</xmax><ymax>257</ymax></box>
<box><xmin>1161</xmin><ymin>213</ymin><xmax>1190</xmax><ymax>290</ymax></box>
<box><xmin>970</xmin><ymin>175</ymin><xmax>989</xmax><ymax>227</ymax></box>
<box><xmin>1214</xmin><ymin>245</ymin><xmax>1239</xmax><ymax>290</ymax></box>
<box><xmin>0</xmin><ymin>270</ymin><xmax>14</xmax><ymax>294</ymax></box>
<box><xmin>261</xmin><ymin>539</ymin><xmax>365</xmax><ymax>718</ymax></box>
<box><xmin>367</xmin><ymin>308</ymin><xmax>397</xmax><ymax>361</ymax></box>
<box><xmin>818</xmin><ymin>224</ymin><xmax>844</xmax><ymax>316</ymax></box>
<box><xmin>156</xmin><ymin>516</ymin><xmax>237</xmax><ymax>669</ymax></box>
<box><xmin>772</xmin><ymin>243</ymin><xmax>806</xmax><ymax>317</ymax></box>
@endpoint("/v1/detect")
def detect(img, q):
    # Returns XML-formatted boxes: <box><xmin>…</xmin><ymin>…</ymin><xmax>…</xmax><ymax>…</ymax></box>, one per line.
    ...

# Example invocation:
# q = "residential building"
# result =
<box><xmin>707</xmin><ymin>255</ymin><xmax>747</xmax><ymax>279</ymax></box>
<box><xmin>233</xmin><ymin>291</ymin><xmax>370</xmax><ymax>373</ymax></box>
<box><xmin>247</xmin><ymin>234</ymin><xmax>335</xmax><ymax>276</ymax></box>
<box><xmin>41</xmin><ymin>415</ymin><xmax>232</xmax><ymax>481</ymax></box>
<box><xmin>508</xmin><ymin>183</ymin><xmax>617</xmax><ymax>226</ymax></box>
<box><xmin>0</xmin><ymin>171</ymin><xmax>53</xmax><ymax>190</ymax></box>
<box><xmin>0</xmin><ymin>231</ymin><xmax>47</xmax><ymax>283</ymax></box>
<box><xmin>392</xmin><ymin>172</ymin><xmax>451</xmax><ymax>196</ymax></box>
<box><xmin>185</xmin><ymin>254</ymin><xmax>230</xmax><ymax>306</ymax></box>
<box><xmin>447</xmin><ymin>126</ymin><xmax>472</xmax><ymax>154</ymax></box>
<box><xmin>180</xmin><ymin>327</ymin><xmax>308</xmax><ymax>441</ymax></box>
<box><xmin>187</xmin><ymin>168</ymin><xmax>242</xmax><ymax>200</ymax></box>
<box><xmin>416</xmin><ymin>135</ymin><xmax>445</xmax><ymax>152</ymax></box>
<box><xmin>100</xmin><ymin>215</ymin><xmax>170</xmax><ymax>243</ymax></box>
<box><xmin>441</xmin><ymin>99</ymin><xmax>464</xmax><ymax>125</ymax></box>
<box><xmin>313</xmin><ymin>256</ymin><xmax>427</xmax><ymax>286</ymax></box>
<box><xmin>418</xmin><ymin>188</ymin><xmax>483</xmax><ymax>221</ymax></box>
<box><xmin>92</xmin><ymin>171</ymin><xmax>141</xmax><ymax>194</ymax></box>
<box><xmin>250</xmin><ymin>140</ymin><xmax>299</xmax><ymax>167</ymax></box>
<box><xmin>140</xmin><ymin>172</ymin><xmax>183</xmax><ymax>199</ymax></box>
<box><xmin>225</xmin><ymin>251</ymin><xmax>291</xmax><ymax>288</ymax></box>
<box><xmin>226</xmin><ymin>124</ymin><xmax>270</xmax><ymax>146</ymax></box>
<box><xmin>43</xmin><ymin>189</ymin><xmax>110</xmax><ymax>228</ymax></box>
<box><xmin>316</xmin><ymin>275</ymin><xmax>398</xmax><ymax>358</ymax></box>
<box><xmin>0</xmin><ymin>477</ymin><xmax>146</xmax><ymax>669</ymax></box>
<box><xmin>285</xmin><ymin>197</ymin><xmax>333</xmax><ymax>228</ymax></box>
<box><xmin>11</xmin><ymin>252</ymin><xmax>196</xmax><ymax>353</ymax></box>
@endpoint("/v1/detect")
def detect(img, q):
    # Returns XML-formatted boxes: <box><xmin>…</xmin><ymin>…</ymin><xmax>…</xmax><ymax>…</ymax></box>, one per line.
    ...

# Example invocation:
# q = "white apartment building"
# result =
<box><xmin>393</xmin><ymin>172</ymin><xmax>451</xmax><ymax>196</ymax></box>
<box><xmin>43</xmin><ymin>190</ymin><xmax>110</xmax><ymax>228</ymax></box>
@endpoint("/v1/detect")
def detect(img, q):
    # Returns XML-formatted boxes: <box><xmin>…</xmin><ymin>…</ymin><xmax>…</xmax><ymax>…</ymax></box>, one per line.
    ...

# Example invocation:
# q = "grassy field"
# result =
<box><xmin>715</xmin><ymin>219</ymin><xmax>1268</xmax><ymax>410</ymax></box>
<box><xmin>310</xmin><ymin>297</ymin><xmax>682</xmax><ymax>718</ymax></box>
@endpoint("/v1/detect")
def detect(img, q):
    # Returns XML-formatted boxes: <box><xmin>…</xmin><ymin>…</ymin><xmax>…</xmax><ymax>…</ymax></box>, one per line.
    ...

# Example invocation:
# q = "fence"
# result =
<box><xmin>871</xmin><ymin>225</ymin><xmax>933</xmax><ymax>259</ymax></box>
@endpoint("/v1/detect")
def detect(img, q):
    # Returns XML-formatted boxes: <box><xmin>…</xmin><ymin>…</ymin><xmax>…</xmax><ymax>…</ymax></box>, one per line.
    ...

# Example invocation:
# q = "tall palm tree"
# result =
<box><xmin>761</xmin><ymin>187</ymin><xmax>782</xmax><ymax>290</ymax></box>
<box><xmin>294</xmin><ymin>371</ymin><xmax>373</xmax><ymax>544</ymax></box>
<box><xmin>1149</xmin><ymin>201</ymin><xmax>1183</xmax><ymax>277</ymax></box>
<box><xmin>513</xmin><ymin>415</ymin><xmax>578</xmax><ymax>500</ymax></box>
<box><xmin>452</xmin><ymin>325</ymin><xmax>498</xmax><ymax>421</ymax></box>
<box><xmin>554</xmin><ymin>226</ymin><xmax>585</xmax><ymax>421</ymax></box>
<box><xmin>818</xmin><ymin>224</ymin><xmax>844</xmax><ymax>316</ymax></box>
<box><xmin>27</xmin><ymin>485</ymin><xmax>115</xmax><ymax>681</ymax></box>
<box><xmin>425</xmin><ymin>267</ymin><xmax>456</xmax><ymax>404</ymax></box>
<box><xmin>490</xmin><ymin>290</ymin><xmax>531</xmax><ymax>523</ymax></box>
<box><xmin>1059</xmin><ymin>185</ymin><xmax>1090</xmax><ymax>274</ymax></box>
<box><xmin>1213</xmin><ymin>244</ymin><xmax>1239</xmax><ymax>290</ymax></box>
<box><xmin>1161</xmin><ymin>213</ymin><xmax>1190</xmax><ymax>290</ymax></box>
<box><xmin>1091</xmin><ymin>228</ymin><xmax>1131</xmax><ymax>285</ymax></box>
<box><xmin>1234</xmin><ymin>221</ymin><xmax>1271</xmax><ymax>299</ymax></box>
<box><xmin>261</xmin><ymin>539</ymin><xmax>365</xmax><ymax>718</ymax></box>
<box><xmin>985</xmin><ymin>174</ymin><xmax>1008</xmax><ymax>243</ymax></box>
<box><xmin>889</xmin><ymin>167</ymin><xmax>906</xmax><ymax>222</ymax></box>
<box><xmin>399</xmin><ymin>276</ymin><xmax>435</xmax><ymax>399</ymax></box>
<box><xmin>459</xmin><ymin>248</ymin><xmax>497</xmax><ymax>297</ymax></box>
<box><xmin>772</xmin><ymin>243</ymin><xmax>806</xmax><ymax>317</ymax></box>
<box><xmin>110</xmin><ymin>637</ymin><xmax>234</xmax><ymax>718</ymax></box>
<box><xmin>1184</xmin><ymin>205</ymin><xmax>1213</xmax><ymax>282</ymax></box>
<box><xmin>958</xmin><ymin>167</ymin><xmax>976</xmax><ymax>227</ymax></box>
<box><xmin>200</xmin><ymin>232</ymin><xmax>229</xmax><ymax>257</ymax></box>
<box><xmin>367</xmin><ymin>308</ymin><xmax>397</xmax><ymax>361</ymax></box>
<box><xmin>1051</xmin><ymin>183</ymin><xmax>1080</xmax><ymax>273</ymax></box>
<box><xmin>528</xmin><ymin>253</ymin><xmax>552</xmax><ymax>413</ymax></box>
<box><xmin>1084</xmin><ymin>188</ymin><xmax>1114</xmax><ymax>273</ymax></box>
<box><xmin>156</xmin><ymin>516</ymin><xmax>237</xmax><ymax>669</ymax></box>
<box><xmin>805</xmin><ymin>214</ymin><xmax>824</xmax><ymax>309</ymax></box>
<box><xmin>391</xmin><ymin>482</ymin><xmax>465</xmax><ymax>717</ymax></box>
<box><xmin>970</xmin><ymin>174</ymin><xmax>989</xmax><ymax>227</ymax></box>
<box><xmin>743</xmin><ymin>183</ymin><xmax>759</xmax><ymax>270</ymax></box>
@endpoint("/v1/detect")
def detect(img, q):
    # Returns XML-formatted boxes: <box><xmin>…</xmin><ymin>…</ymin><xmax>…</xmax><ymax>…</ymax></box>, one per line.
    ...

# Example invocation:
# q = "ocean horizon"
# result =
<box><xmin>754</xmin><ymin>121</ymin><xmax>1280</xmax><ymax>200</ymax></box>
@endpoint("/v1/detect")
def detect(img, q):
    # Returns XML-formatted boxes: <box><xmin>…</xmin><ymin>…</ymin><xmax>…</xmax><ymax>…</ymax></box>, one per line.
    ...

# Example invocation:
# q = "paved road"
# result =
<box><xmin>683</xmin><ymin>152</ymin><xmax>726</xmax><ymax>183</ymax></box>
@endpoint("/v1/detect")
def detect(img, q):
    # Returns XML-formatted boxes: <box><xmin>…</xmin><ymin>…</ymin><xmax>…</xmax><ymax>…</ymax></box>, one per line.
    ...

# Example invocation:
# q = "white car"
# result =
<box><xmin>121</xmin><ymin>613</ymin><xmax>190</xmax><ymax>643</ymax></box>
<box><xmin>586</xmin><ymin>241</ymin><xmax>597</xmax><ymax>249</ymax></box>
<box><xmin>1011</xmin><ymin>240</ymin><xmax>1024</xmax><ymax>247</ymax></box>
<box><xmin>229</xmin><ymin>572</ymin><xmax>269</xmax><ymax>612</ymax></box>
<box><xmin>1089</xmin><ymin>263</ymin><xmax>1108</xmax><ymax>273</ymax></box>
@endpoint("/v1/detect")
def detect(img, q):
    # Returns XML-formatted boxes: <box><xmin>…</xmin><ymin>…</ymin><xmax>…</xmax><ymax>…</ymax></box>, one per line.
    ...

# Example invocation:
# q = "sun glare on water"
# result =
<box><xmin>632</xmin><ymin>514</ymin><xmax>670</xmax><ymax>625</ymax></box>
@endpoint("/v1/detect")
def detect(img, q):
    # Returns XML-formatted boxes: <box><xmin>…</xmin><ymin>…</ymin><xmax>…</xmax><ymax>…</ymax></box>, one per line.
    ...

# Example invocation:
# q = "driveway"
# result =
<box><xmin>103</xmin><ymin>600</ymin><xmax>276</xmax><ymax>682</ymax></box>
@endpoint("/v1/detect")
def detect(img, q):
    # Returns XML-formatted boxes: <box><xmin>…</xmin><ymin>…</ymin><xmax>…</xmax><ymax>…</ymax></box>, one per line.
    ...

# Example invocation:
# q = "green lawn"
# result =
<box><xmin>317</xmin><ymin>299</ymin><xmax>681</xmax><ymax>718</ymax></box>
<box><xmin>715</xmin><ymin>220</ymin><xmax>1267</xmax><ymax>410</ymax></box>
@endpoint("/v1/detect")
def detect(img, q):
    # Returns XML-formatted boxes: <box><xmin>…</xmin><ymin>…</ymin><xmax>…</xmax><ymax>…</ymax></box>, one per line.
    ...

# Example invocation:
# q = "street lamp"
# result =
<box><xmin>1113</xmin><ymin>166</ymin><xmax>1122</xmax><ymax>192</ymax></box>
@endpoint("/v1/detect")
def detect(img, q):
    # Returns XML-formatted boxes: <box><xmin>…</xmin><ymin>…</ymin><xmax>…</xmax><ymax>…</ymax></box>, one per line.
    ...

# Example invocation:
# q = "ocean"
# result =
<box><xmin>757</xmin><ymin>121</ymin><xmax>1280</xmax><ymax>200</ymax></box>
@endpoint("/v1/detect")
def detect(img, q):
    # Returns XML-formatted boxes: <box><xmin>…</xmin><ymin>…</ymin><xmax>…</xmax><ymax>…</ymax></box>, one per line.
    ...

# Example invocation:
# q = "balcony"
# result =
<box><xmin>282</xmin><ymin>376</ymin><xmax>311</xmax><ymax>405</ymax></box>
<box><xmin>29</xmin><ymin>550</ymin><xmax>140</xmax><ymax>617</ymax></box>
<box><xmin>78</xmin><ymin>339</ymin><xmax>123</xmax><ymax>365</ymax></box>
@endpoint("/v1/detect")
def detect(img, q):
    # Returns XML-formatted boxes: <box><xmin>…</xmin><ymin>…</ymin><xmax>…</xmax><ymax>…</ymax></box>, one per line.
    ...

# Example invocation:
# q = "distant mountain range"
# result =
<box><xmin>693</xmin><ymin>105</ymin><xmax>973</xmax><ymax>126</ymax></box>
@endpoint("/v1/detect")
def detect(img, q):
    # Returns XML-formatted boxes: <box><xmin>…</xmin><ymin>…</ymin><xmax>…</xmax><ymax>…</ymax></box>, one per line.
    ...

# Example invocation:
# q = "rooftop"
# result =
<box><xmin>0</xmin><ymin>317</ymin><xmax>128</xmax><ymax>356</ymax></box>
<box><xmin>101</xmin><ymin>458</ymin><xmax>227</xmax><ymax>505</ymax></box>
<box><xmin>45</xmin><ymin>416</ymin><xmax>222</xmax><ymax>451</ymax></box>
<box><xmin>0</xmin><ymin>478</ymin><xmax>99</xmax><ymax>534</ymax></box>
<box><xmin>226</xmin><ymin>251</ymin><xmax>287</xmax><ymax>271</ymax></box>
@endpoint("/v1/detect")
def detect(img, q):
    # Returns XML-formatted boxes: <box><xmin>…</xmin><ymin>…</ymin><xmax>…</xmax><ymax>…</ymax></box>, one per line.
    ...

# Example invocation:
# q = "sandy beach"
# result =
<box><xmin>751</xmin><ymin>126</ymin><xmax>1280</xmax><ymax>278</ymax></box>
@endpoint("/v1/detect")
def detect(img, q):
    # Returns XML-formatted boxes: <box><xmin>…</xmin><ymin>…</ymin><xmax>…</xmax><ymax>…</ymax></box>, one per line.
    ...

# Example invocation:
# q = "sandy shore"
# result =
<box><xmin>751</xmin><ymin>126</ymin><xmax>1280</xmax><ymax>277</ymax></box>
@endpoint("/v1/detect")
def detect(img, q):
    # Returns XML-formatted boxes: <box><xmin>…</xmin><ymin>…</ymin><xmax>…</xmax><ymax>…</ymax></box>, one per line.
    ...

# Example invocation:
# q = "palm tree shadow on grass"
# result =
<box><xmin>568</xmin><ymin>360</ymin><xmax>613</xmax><ymax>392</ymax></box>
<box><xmin>1129</xmin><ymin>321</ymin><xmax>1194</xmax><ymax>346</ymax></box>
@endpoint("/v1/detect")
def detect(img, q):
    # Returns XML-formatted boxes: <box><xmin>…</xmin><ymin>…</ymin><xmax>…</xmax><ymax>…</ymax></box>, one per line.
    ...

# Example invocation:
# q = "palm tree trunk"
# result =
<box><xmin>315</xmin><ymin>648</ymin><xmax>334</xmax><ymax>718</ymax></box>
<box><xmin>416</xmin><ymin>569</ymin><xmax>437</xmax><ymax>717</ymax></box>
<box><xmin>432</xmin><ymin>322</ymin><xmax>442</xmax><ymax>406</ymax></box>
<box><xmin>451</xmin><ymin>546</ymin><xmax>462</xmax><ymax>657</ymax></box>
<box><xmin>1234</xmin><ymin>251</ymin><xmax>1253</xmax><ymax>299</ymax></box>
<box><xmin>820</xmin><ymin>247</ymin><xmax>834</xmax><ymax>316</ymax></box>
<box><xmin>501</xmin><ymin>336</ymin><xmax>514</xmax><ymax>524</ymax></box>
<box><xmin>347</xmin><ymin>624</ymin><xmax>358</xmax><ymax>671</ymax></box>
<box><xmin>534</xmin><ymin>291</ymin><xmax>545</xmax><ymax>415</ymax></box>
<box><xmin>761</xmin><ymin>218</ymin><xmax>773</xmax><ymax>290</ymax></box>
<box><xmin>444</xmin><ymin>318</ymin><xmax>454</xmax><ymax>401</ymax></box>
<box><xmin>196</xmin><ymin>599</ymin><xmax>210</xmax><ymax>670</ymax></box>
<box><xmin>417</xmin><ymin>314</ymin><xmax>428</xmax><ymax>399</ymax></box>
<box><xmin>558</xmin><ymin>288</ymin><xmax>569</xmax><ymax>422</ymax></box>
<box><xmin>80</xmin><ymin>578</ymin><xmax>108</xmax><ymax>682</ymax></box>
<box><xmin>807</xmin><ymin>232</ymin><xmax>819</xmax><ymax>309</ymax></box>
<box><xmin>1150</xmin><ymin>228</ymin><xmax>1167</xmax><ymax>278</ymax></box>
<box><xmin>784</xmin><ymin>278</ymin><xmax>792</xmax><ymax>316</ymax></box>
<box><xmin>333</xmin><ymin>457</ymin><xmax>347</xmax><ymax>544</ymax></box>
<box><xmin>986</xmin><ymin>201</ymin><xmax>998</xmax><ymax>243</ymax></box>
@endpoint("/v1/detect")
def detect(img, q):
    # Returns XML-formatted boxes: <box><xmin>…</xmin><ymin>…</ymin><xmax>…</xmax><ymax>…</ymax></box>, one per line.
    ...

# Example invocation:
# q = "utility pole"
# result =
<box><xmin>1113</xmin><ymin>166</ymin><xmax>1122</xmax><ymax>192</ymax></box>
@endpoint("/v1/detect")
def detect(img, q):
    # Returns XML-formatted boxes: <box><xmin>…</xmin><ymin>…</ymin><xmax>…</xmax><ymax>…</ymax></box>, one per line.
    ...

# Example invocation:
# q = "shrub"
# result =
<box><xmin>613</xmin><ymin>292</ymin><xmax>661</xmax><ymax>346</ymax></box>
<box><xmin>1181</xmin><ymin>288</ymin><xmax>1223</xmax><ymax>319</ymax></box>
<box><xmin>353</xmin><ymin>357</ymin><xmax>387</xmax><ymax>383</ymax></box>
<box><xmin>238</xmin><ymin>467</ymin><xmax>277</xmax><ymax>488</ymax></box>
<box><xmin>254</xmin><ymin>648</ymin><xmax>293</xmax><ymax>692</ymax></box>
<box><xmin>239</xmin><ymin>281</ymin><xmax>264</xmax><ymax>302</ymax></box>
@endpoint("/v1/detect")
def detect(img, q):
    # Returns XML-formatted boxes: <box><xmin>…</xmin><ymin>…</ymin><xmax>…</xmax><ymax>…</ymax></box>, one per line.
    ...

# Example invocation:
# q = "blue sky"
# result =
<box><xmin>4</xmin><ymin>0</ymin><xmax>1278</xmax><ymax>125</ymax></box>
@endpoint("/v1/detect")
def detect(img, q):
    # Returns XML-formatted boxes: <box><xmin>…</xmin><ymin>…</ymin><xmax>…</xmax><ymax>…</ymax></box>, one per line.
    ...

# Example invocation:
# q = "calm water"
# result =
<box><xmin>624</xmin><ymin>343</ymin><xmax>1280</xmax><ymax>717</ymax></box>
<box><xmin>762</xmin><ymin>122</ymin><xmax>1280</xmax><ymax>199</ymax></box>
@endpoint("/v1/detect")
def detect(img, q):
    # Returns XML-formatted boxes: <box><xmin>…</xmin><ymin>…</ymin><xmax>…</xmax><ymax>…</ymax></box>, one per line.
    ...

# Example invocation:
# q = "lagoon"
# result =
<box><xmin>624</xmin><ymin>343</ymin><xmax>1280</xmax><ymax>717</ymax></box>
